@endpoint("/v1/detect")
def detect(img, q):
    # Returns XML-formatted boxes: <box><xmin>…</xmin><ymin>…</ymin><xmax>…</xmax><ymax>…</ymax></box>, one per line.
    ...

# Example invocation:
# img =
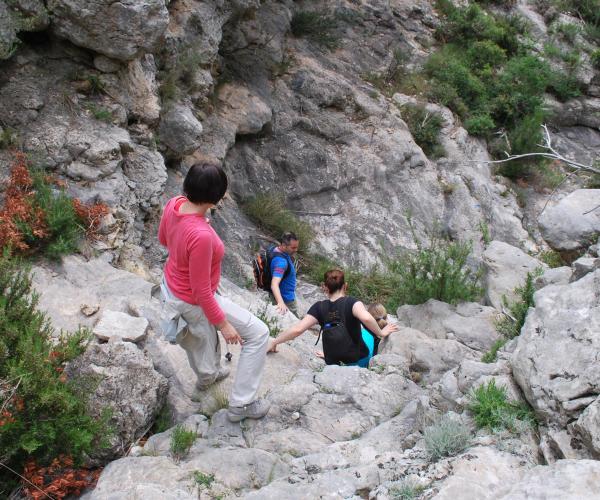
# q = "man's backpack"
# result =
<box><xmin>252</xmin><ymin>245</ymin><xmax>291</xmax><ymax>292</ymax></box>
<box><xmin>316</xmin><ymin>301</ymin><xmax>363</xmax><ymax>365</ymax></box>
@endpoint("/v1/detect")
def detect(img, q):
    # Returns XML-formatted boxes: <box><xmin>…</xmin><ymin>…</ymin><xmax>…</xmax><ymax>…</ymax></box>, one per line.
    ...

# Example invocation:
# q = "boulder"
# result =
<box><xmin>571</xmin><ymin>257</ymin><xmax>600</xmax><ymax>281</ymax></box>
<box><xmin>396</xmin><ymin>300</ymin><xmax>501</xmax><ymax>351</ymax></box>
<box><xmin>483</xmin><ymin>241</ymin><xmax>544</xmax><ymax>310</ymax></box>
<box><xmin>538</xmin><ymin>189</ymin><xmax>600</xmax><ymax>252</ymax></box>
<box><xmin>571</xmin><ymin>396</ymin><xmax>600</xmax><ymax>457</ymax></box>
<box><xmin>512</xmin><ymin>270</ymin><xmax>600</xmax><ymax>456</ymax></box>
<box><xmin>534</xmin><ymin>266</ymin><xmax>572</xmax><ymax>290</ymax></box>
<box><xmin>0</xmin><ymin>1</ymin><xmax>18</xmax><ymax>60</ymax></box>
<box><xmin>93</xmin><ymin>310</ymin><xmax>149</xmax><ymax>343</ymax></box>
<box><xmin>158</xmin><ymin>104</ymin><xmax>203</xmax><ymax>156</ymax></box>
<box><xmin>377</xmin><ymin>327</ymin><xmax>478</xmax><ymax>383</ymax></box>
<box><xmin>498</xmin><ymin>460</ymin><xmax>600</xmax><ymax>499</ymax></box>
<box><xmin>66</xmin><ymin>342</ymin><xmax>168</xmax><ymax>462</ymax></box>
<box><xmin>48</xmin><ymin>0</ymin><xmax>169</xmax><ymax>61</ymax></box>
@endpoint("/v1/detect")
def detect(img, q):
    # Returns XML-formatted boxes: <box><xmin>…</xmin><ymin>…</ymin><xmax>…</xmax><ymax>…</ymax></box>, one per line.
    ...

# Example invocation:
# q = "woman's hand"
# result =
<box><xmin>267</xmin><ymin>338</ymin><xmax>278</xmax><ymax>353</ymax></box>
<box><xmin>218</xmin><ymin>320</ymin><xmax>243</xmax><ymax>344</ymax></box>
<box><xmin>380</xmin><ymin>323</ymin><xmax>399</xmax><ymax>338</ymax></box>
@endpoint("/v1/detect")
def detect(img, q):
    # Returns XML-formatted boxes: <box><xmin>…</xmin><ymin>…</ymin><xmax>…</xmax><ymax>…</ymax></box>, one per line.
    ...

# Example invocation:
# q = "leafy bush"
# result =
<box><xmin>592</xmin><ymin>49</ymin><xmax>600</xmax><ymax>68</ymax></box>
<box><xmin>0</xmin><ymin>256</ymin><xmax>109</xmax><ymax>491</ymax></box>
<box><xmin>86</xmin><ymin>104</ymin><xmax>113</xmax><ymax>123</ymax></box>
<box><xmin>0</xmin><ymin>126</ymin><xmax>18</xmax><ymax>149</ymax></box>
<box><xmin>468</xmin><ymin>380</ymin><xmax>536</xmax><ymax>432</ymax></box>
<box><xmin>170</xmin><ymin>424</ymin><xmax>197</xmax><ymax>461</ymax></box>
<box><xmin>291</xmin><ymin>10</ymin><xmax>339</xmax><ymax>48</ymax></box>
<box><xmin>242</xmin><ymin>194</ymin><xmax>314</xmax><ymax>252</ymax></box>
<box><xmin>0</xmin><ymin>152</ymin><xmax>108</xmax><ymax>259</ymax></box>
<box><xmin>424</xmin><ymin>414</ymin><xmax>471</xmax><ymax>461</ymax></box>
<box><xmin>255</xmin><ymin>302</ymin><xmax>282</xmax><ymax>337</ymax></box>
<box><xmin>401</xmin><ymin>104</ymin><xmax>445</xmax><ymax>158</ymax></box>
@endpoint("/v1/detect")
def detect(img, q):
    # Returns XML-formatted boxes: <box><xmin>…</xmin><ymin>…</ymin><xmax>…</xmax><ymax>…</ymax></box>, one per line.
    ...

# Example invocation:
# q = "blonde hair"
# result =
<box><xmin>368</xmin><ymin>303</ymin><xmax>388</xmax><ymax>328</ymax></box>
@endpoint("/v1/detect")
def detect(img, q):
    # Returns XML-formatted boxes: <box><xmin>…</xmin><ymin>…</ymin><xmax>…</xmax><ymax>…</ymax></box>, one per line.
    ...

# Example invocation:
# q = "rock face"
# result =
<box><xmin>158</xmin><ymin>104</ymin><xmax>203</xmax><ymax>156</ymax></box>
<box><xmin>66</xmin><ymin>341</ymin><xmax>168</xmax><ymax>462</ymax></box>
<box><xmin>538</xmin><ymin>189</ymin><xmax>600</xmax><ymax>252</ymax></box>
<box><xmin>512</xmin><ymin>270</ymin><xmax>600</xmax><ymax>457</ymax></box>
<box><xmin>483</xmin><ymin>241</ymin><xmax>545</xmax><ymax>309</ymax></box>
<box><xmin>48</xmin><ymin>0</ymin><xmax>169</xmax><ymax>61</ymax></box>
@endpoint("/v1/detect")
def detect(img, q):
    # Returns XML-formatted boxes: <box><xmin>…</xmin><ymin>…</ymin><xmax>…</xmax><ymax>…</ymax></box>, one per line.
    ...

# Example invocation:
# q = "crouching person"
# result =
<box><xmin>158</xmin><ymin>162</ymin><xmax>270</xmax><ymax>422</ymax></box>
<box><xmin>267</xmin><ymin>269</ymin><xmax>397</xmax><ymax>366</ymax></box>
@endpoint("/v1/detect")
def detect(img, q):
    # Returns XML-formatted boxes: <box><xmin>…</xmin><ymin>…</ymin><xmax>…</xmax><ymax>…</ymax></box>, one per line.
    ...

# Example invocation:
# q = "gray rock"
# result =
<box><xmin>571</xmin><ymin>257</ymin><xmax>600</xmax><ymax>281</ymax></box>
<box><xmin>534</xmin><ymin>266</ymin><xmax>572</xmax><ymax>290</ymax></box>
<box><xmin>93</xmin><ymin>55</ymin><xmax>121</xmax><ymax>73</ymax></box>
<box><xmin>377</xmin><ymin>327</ymin><xmax>478</xmax><ymax>383</ymax></box>
<box><xmin>93</xmin><ymin>310</ymin><xmax>149</xmax><ymax>343</ymax></box>
<box><xmin>122</xmin><ymin>144</ymin><xmax>167</xmax><ymax>212</ymax></box>
<box><xmin>159</xmin><ymin>104</ymin><xmax>203</xmax><ymax>156</ymax></box>
<box><xmin>572</xmin><ymin>397</ymin><xmax>600</xmax><ymax>457</ymax></box>
<box><xmin>66</xmin><ymin>342</ymin><xmax>168</xmax><ymax>462</ymax></box>
<box><xmin>31</xmin><ymin>255</ymin><xmax>154</xmax><ymax>334</ymax></box>
<box><xmin>0</xmin><ymin>1</ymin><xmax>18</xmax><ymax>60</ymax></box>
<box><xmin>396</xmin><ymin>300</ymin><xmax>501</xmax><ymax>351</ymax></box>
<box><xmin>538</xmin><ymin>189</ymin><xmax>600</xmax><ymax>252</ymax></box>
<box><xmin>48</xmin><ymin>0</ymin><xmax>169</xmax><ymax>61</ymax></box>
<box><xmin>90</xmin><ymin>456</ymin><xmax>194</xmax><ymax>500</ymax></box>
<box><xmin>483</xmin><ymin>241</ymin><xmax>545</xmax><ymax>310</ymax></box>
<box><xmin>547</xmin><ymin>95</ymin><xmax>600</xmax><ymax>130</ymax></box>
<box><xmin>143</xmin><ymin>414</ymin><xmax>209</xmax><ymax>456</ymax></box>
<box><xmin>498</xmin><ymin>459</ymin><xmax>600</xmax><ymax>499</ymax></box>
<box><xmin>432</xmin><ymin>446</ymin><xmax>526</xmax><ymax>500</ymax></box>
<box><xmin>512</xmin><ymin>270</ymin><xmax>600</xmax><ymax>456</ymax></box>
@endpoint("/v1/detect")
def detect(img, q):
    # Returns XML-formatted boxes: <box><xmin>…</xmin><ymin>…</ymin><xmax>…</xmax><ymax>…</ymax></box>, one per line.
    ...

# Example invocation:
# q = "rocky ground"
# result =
<box><xmin>1</xmin><ymin>0</ymin><xmax>600</xmax><ymax>498</ymax></box>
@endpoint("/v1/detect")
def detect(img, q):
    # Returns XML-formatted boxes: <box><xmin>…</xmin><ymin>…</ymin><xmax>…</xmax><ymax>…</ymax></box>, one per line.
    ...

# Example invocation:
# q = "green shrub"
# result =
<box><xmin>0</xmin><ymin>126</ymin><xmax>18</xmax><ymax>149</ymax></box>
<box><xmin>170</xmin><ymin>424</ymin><xmax>197</xmax><ymax>460</ymax></box>
<box><xmin>386</xmin><ymin>233</ymin><xmax>483</xmax><ymax>308</ymax></box>
<box><xmin>481</xmin><ymin>338</ymin><xmax>508</xmax><ymax>363</ymax></box>
<box><xmin>496</xmin><ymin>271</ymin><xmax>538</xmax><ymax>339</ymax></box>
<box><xmin>401</xmin><ymin>104</ymin><xmax>445</xmax><ymax>158</ymax></box>
<box><xmin>554</xmin><ymin>22</ymin><xmax>581</xmax><ymax>42</ymax></box>
<box><xmin>255</xmin><ymin>302</ymin><xmax>282</xmax><ymax>337</ymax></box>
<box><xmin>194</xmin><ymin>470</ymin><xmax>215</xmax><ymax>488</ymax></box>
<box><xmin>152</xmin><ymin>404</ymin><xmax>173</xmax><ymax>434</ymax></box>
<box><xmin>424</xmin><ymin>414</ymin><xmax>471</xmax><ymax>461</ymax></box>
<box><xmin>290</xmin><ymin>10</ymin><xmax>339</xmax><ymax>48</ymax></box>
<box><xmin>0</xmin><ymin>256</ymin><xmax>110</xmax><ymax>489</ymax></box>
<box><xmin>389</xmin><ymin>477</ymin><xmax>425</xmax><ymax>500</ymax></box>
<box><xmin>87</xmin><ymin>104</ymin><xmax>113</xmax><ymax>123</ymax></box>
<box><xmin>469</xmin><ymin>380</ymin><xmax>536</xmax><ymax>432</ymax></box>
<box><xmin>465</xmin><ymin>113</ymin><xmax>496</xmax><ymax>136</ymax></box>
<box><xmin>242</xmin><ymin>194</ymin><xmax>314</xmax><ymax>252</ymax></box>
<box><xmin>539</xmin><ymin>249</ymin><xmax>565</xmax><ymax>268</ymax></box>
<box><xmin>591</xmin><ymin>49</ymin><xmax>600</xmax><ymax>68</ymax></box>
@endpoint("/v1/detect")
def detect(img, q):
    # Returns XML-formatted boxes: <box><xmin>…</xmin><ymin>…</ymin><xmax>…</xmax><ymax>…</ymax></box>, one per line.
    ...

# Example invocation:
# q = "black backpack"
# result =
<box><xmin>316</xmin><ymin>300</ymin><xmax>363</xmax><ymax>365</ymax></box>
<box><xmin>252</xmin><ymin>245</ymin><xmax>291</xmax><ymax>292</ymax></box>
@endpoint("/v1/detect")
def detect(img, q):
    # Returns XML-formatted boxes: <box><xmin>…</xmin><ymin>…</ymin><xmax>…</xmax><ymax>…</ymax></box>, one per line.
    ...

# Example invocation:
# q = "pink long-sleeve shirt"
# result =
<box><xmin>158</xmin><ymin>196</ymin><xmax>225</xmax><ymax>325</ymax></box>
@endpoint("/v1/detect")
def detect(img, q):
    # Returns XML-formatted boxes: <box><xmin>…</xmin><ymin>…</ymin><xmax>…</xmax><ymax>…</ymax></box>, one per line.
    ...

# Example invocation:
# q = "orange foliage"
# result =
<box><xmin>0</xmin><ymin>152</ymin><xmax>48</xmax><ymax>251</ymax></box>
<box><xmin>0</xmin><ymin>152</ymin><xmax>109</xmax><ymax>253</ymax></box>
<box><xmin>23</xmin><ymin>456</ymin><xmax>102</xmax><ymax>499</ymax></box>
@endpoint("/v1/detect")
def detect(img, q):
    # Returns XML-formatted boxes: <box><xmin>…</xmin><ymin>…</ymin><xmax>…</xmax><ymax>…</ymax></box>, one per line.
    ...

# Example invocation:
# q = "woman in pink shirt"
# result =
<box><xmin>159</xmin><ymin>163</ymin><xmax>270</xmax><ymax>422</ymax></box>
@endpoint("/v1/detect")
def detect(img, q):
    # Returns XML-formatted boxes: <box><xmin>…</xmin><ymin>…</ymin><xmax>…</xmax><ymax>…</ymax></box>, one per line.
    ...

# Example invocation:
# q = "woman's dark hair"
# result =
<box><xmin>323</xmin><ymin>269</ymin><xmax>345</xmax><ymax>294</ymax></box>
<box><xmin>183</xmin><ymin>163</ymin><xmax>228</xmax><ymax>204</ymax></box>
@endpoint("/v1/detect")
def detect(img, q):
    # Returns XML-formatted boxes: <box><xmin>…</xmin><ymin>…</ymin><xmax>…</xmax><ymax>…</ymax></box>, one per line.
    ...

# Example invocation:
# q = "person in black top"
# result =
<box><xmin>267</xmin><ymin>269</ymin><xmax>398</xmax><ymax>366</ymax></box>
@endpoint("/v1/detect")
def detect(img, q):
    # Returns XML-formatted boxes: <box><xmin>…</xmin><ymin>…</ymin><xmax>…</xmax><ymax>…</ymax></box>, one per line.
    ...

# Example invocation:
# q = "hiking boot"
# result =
<box><xmin>227</xmin><ymin>398</ymin><xmax>271</xmax><ymax>422</ymax></box>
<box><xmin>191</xmin><ymin>367</ymin><xmax>230</xmax><ymax>402</ymax></box>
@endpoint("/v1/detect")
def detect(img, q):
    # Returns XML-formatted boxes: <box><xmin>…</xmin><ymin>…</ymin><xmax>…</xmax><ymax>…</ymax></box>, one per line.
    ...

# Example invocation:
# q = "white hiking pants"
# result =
<box><xmin>160</xmin><ymin>279</ymin><xmax>269</xmax><ymax>407</ymax></box>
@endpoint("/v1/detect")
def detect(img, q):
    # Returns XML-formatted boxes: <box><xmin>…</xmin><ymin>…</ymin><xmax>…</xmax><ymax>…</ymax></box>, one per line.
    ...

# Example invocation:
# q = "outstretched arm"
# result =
<box><xmin>268</xmin><ymin>314</ymin><xmax>319</xmax><ymax>352</ymax></box>
<box><xmin>352</xmin><ymin>301</ymin><xmax>398</xmax><ymax>338</ymax></box>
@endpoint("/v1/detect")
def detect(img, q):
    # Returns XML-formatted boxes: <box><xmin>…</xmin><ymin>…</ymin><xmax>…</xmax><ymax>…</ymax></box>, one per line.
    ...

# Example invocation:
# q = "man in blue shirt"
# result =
<box><xmin>270</xmin><ymin>232</ymin><xmax>299</xmax><ymax>317</ymax></box>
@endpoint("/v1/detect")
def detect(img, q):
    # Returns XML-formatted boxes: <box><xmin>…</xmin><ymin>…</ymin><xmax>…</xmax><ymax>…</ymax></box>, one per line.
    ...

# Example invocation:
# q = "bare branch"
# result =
<box><xmin>583</xmin><ymin>203</ymin><xmax>600</xmax><ymax>216</ymax></box>
<box><xmin>537</xmin><ymin>169</ymin><xmax>578</xmax><ymax>221</ymax></box>
<box><xmin>473</xmin><ymin>124</ymin><xmax>600</xmax><ymax>175</ymax></box>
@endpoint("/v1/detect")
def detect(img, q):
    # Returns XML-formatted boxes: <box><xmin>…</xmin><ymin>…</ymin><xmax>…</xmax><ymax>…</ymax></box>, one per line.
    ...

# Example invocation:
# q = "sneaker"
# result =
<box><xmin>227</xmin><ymin>398</ymin><xmax>271</xmax><ymax>422</ymax></box>
<box><xmin>191</xmin><ymin>367</ymin><xmax>231</xmax><ymax>401</ymax></box>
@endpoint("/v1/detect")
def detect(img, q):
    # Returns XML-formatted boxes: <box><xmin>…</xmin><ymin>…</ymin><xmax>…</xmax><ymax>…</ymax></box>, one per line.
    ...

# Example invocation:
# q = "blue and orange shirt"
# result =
<box><xmin>270</xmin><ymin>249</ymin><xmax>297</xmax><ymax>302</ymax></box>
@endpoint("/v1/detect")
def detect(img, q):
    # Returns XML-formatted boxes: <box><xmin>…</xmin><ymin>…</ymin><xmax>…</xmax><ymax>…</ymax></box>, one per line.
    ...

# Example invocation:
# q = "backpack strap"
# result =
<box><xmin>314</xmin><ymin>300</ymin><xmax>327</xmax><ymax>346</ymax></box>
